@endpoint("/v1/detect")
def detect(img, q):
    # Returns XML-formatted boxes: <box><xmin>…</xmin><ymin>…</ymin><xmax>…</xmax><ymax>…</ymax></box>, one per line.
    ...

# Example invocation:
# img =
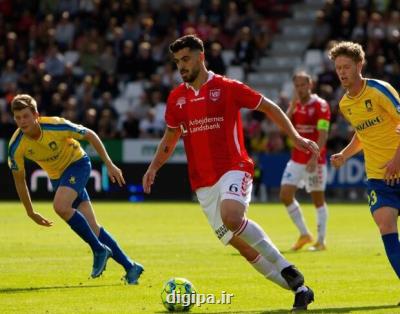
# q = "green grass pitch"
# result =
<box><xmin>0</xmin><ymin>201</ymin><xmax>399</xmax><ymax>313</ymax></box>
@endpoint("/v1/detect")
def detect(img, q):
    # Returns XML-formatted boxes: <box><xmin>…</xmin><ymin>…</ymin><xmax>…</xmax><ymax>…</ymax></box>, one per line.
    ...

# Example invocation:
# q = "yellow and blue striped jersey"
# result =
<box><xmin>340</xmin><ymin>79</ymin><xmax>400</xmax><ymax>179</ymax></box>
<box><xmin>8</xmin><ymin>116</ymin><xmax>87</xmax><ymax>179</ymax></box>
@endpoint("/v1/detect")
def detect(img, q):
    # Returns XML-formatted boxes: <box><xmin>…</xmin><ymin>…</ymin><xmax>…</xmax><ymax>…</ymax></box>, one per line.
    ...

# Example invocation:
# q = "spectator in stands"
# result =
<box><xmin>135</xmin><ymin>41</ymin><xmax>157</xmax><ymax>80</ymax></box>
<box><xmin>98</xmin><ymin>108</ymin><xmax>119</xmax><ymax>139</ymax></box>
<box><xmin>46</xmin><ymin>92</ymin><xmax>64</xmax><ymax>117</ymax></box>
<box><xmin>55</xmin><ymin>11</ymin><xmax>75</xmax><ymax>50</ymax></box>
<box><xmin>45</xmin><ymin>45</ymin><xmax>65</xmax><ymax>77</ymax></box>
<box><xmin>206</xmin><ymin>42</ymin><xmax>226</xmax><ymax>75</ymax></box>
<box><xmin>224</xmin><ymin>1</ymin><xmax>242</xmax><ymax>37</ymax></box>
<box><xmin>98</xmin><ymin>91</ymin><xmax>119</xmax><ymax>122</ymax></box>
<box><xmin>0</xmin><ymin>59</ymin><xmax>18</xmax><ymax>92</ymax></box>
<box><xmin>232</xmin><ymin>26</ymin><xmax>256</xmax><ymax>73</ymax></box>
<box><xmin>308</xmin><ymin>10</ymin><xmax>331</xmax><ymax>50</ymax></box>
<box><xmin>81</xmin><ymin>107</ymin><xmax>98</xmax><ymax>133</ymax></box>
<box><xmin>116</xmin><ymin>40</ymin><xmax>136</xmax><ymax>81</ymax></box>
<box><xmin>139</xmin><ymin>107</ymin><xmax>163</xmax><ymax>138</ymax></box>
<box><xmin>122</xmin><ymin>111</ymin><xmax>140</xmax><ymax>138</ymax></box>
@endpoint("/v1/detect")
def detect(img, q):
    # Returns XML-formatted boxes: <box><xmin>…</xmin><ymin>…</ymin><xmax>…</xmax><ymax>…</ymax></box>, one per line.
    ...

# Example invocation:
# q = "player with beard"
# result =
<box><xmin>143</xmin><ymin>35</ymin><xmax>317</xmax><ymax>311</ymax></box>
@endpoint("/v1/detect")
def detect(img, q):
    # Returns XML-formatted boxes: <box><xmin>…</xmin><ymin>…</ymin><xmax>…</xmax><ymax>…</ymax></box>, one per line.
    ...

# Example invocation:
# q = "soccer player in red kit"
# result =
<box><xmin>280</xmin><ymin>71</ymin><xmax>331</xmax><ymax>251</ymax></box>
<box><xmin>143</xmin><ymin>35</ymin><xmax>317</xmax><ymax>310</ymax></box>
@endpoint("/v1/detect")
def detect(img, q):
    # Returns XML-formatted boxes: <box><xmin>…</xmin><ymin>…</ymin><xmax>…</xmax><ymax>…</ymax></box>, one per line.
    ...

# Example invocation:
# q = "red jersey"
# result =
<box><xmin>291</xmin><ymin>94</ymin><xmax>330</xmax><ymax>164</ymax></box>
<box><xmin>165</xmin><ymin>72</ymin><xmax>262</xmax><ymax>190</ymax></box>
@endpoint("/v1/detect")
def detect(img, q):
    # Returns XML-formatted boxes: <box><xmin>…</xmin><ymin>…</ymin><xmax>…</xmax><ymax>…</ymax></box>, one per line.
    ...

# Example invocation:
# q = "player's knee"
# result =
<box><xmin>313</xmin><ymin>200</ymin><xmax>325</xmax><ymax>208</ymax></box>
<box><xmin>221</xmin><ymin>211</ymin><xmax>242</xmax><ymax>231</ymax></box>
<box><xmin>279</xmin><ymin>190</ymin><xmax>292</xmax><ymax>205</ymax></box>
<box><xmin>220</xmin><ymin>200</ymin><xmax>245</xmax><ymax>231</ymax></box>
<box><xmin>53</xmin><ymin>201</ymin><xmax>73</xmax><ymax>220</ymax></box>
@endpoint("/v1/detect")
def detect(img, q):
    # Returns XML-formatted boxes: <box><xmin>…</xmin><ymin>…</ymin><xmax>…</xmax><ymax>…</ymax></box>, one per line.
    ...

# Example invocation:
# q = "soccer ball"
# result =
<box><xmin>161</xmin><ymin>277</ymin><xmax>196</xmax><ymax>312</ymax></box>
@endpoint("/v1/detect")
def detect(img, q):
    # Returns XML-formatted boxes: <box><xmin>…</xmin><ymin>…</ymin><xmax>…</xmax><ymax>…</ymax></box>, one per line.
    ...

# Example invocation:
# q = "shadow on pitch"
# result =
<box><xmin>231</xmin><ymin>250</ymin><xmax>324</xmax><ymax>258</ymax></box>
<box><xmin>188</xmin><ymin>304</ymin><xmax>399</xmax><ymax>313</ymax></box>
<box><xmin>0</xmin><ymin>283</ymin><xmax>121</xmax><ymax>294</ymax></box>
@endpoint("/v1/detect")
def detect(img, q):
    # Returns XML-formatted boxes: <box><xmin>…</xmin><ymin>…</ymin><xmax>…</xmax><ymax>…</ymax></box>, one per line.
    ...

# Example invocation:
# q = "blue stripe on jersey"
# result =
<box><xmin>40</xmin><ymin>123</ymin><xmax>78</xmax><ymax>132</ymax></box>
<box><xmin>367</xmin><ymin>79</ymin><xmax>400</xmax><ymax>110</ymax></box>
<box><xmin>8</xmin><ymin>130</ymin><xmax>23</xmax><ymax>159</ymax></box>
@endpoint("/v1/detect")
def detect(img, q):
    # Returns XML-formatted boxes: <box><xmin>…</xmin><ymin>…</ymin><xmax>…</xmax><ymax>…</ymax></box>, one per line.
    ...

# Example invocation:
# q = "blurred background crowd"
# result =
<box><xmin>0</xmin><ymin>0</ymin><xmax>399</xmax><ymax>157</ymax></box>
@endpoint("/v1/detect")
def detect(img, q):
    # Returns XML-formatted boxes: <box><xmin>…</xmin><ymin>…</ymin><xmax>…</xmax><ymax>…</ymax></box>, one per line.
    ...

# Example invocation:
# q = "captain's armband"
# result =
<box><xmin>317</xmin><ymin>119</ymin><xmax>330</xmax><ymax>131</ymax></box>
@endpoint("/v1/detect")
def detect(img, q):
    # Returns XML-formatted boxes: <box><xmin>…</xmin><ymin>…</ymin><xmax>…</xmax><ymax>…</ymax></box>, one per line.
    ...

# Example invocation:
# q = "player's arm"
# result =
<box><xmin>83</xmin><ymin>128</ymin><xmax>125</xmax><ymax>186</ymax></box>
<box><xmin>256</xmin><ymin>97</ymin><xmax>319</xmax><ymax>157</ymax></box>
<box><xmin>12</xmin><ymin>170</ymin><xmax>53</xmax><ymax>227</ymax></box>
<box><xmin>330</xmin><ymin>133</ymin><xmax>362</xmax><ymax>168</ymax></box>
<box><xmin>306</xmin><ymin>120</ymin><xmax>329</xmax><ymax>172</ymax></box>
<box><xmin>143</xmin><ymin>127</ymin><xmax>182</xmax><ymax>194</ymax></box>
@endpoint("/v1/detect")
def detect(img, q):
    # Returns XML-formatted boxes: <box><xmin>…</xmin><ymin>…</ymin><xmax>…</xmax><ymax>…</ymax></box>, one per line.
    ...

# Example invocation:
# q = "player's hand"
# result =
<box><xmin>294</xmin><ymin>136</ymin><xmax>319</xmax><ymax>157</ymax></box>
<box><xmin>143</xmin><ymin>168</ymin><xmax>157</xmax><ymax>194</ymax></box>
<box><xmin>306</xmin><ymin>156</ymin><xmax>317</xmax><ymax>172</ymax></box>
<box><xmin>106</xmin><ymin>163</ymin><xmax>126</xmax><ymax>187</ymax></box>
<box><xmin>330</xmin><ymin>153</ymin><xmax>346</xmax><ymax>168</ymax></box>
<box><xmin>28</xmin><ymin>212</ymin><xmax>53</xmax><ymax>227</ymax></box>
<box><xmin>396</xmin><ymin>125</ymin><xmax>400</xmax><ymax>135</ymax></box>
<box><xmin>380</xmin><ymin>159</ymin><xmax>400</xmax><ymax>186</ymax></box>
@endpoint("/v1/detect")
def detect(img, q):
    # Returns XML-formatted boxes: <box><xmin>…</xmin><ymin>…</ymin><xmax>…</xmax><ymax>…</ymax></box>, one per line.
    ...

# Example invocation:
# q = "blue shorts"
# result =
<box><xmin>51</xmin><ymin>155</ymin><xmax>91</xmax><ymax>208</ymax></box>
<box><xmin>366</xmin><ymin>179</ymin><xmax>400</xmax><ymax>213</ymax></box>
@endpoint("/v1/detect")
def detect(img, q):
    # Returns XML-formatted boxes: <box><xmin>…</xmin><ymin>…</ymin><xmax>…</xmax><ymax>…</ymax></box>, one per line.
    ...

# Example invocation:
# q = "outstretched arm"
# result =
<box><xmin>330</xmin><ymin>133</ymin><xmax>362</xmax><ymax>168</ymax></box>
<box><xmin>12</xmin><ymin>170</ymin><xmax>53</xmax><ymax>226</ymax></box>
<box><xmin>83</xmin><ymin>128</ymin><xmax>125</xmax><ymax>186</ymax></box>
<box><xmin>143</xmin><ymin>127</ymin><xmax>181</xmax><ymax>194</ymax></box>
<box><xmin>256</xmin><ymin>97</ymin><xmax>319</xmax><ymax>156</ymax></box>
<box><xmin>306</xmin><ymin>128</ymin><xmax>328</xmax><ymax>172</ymax></box>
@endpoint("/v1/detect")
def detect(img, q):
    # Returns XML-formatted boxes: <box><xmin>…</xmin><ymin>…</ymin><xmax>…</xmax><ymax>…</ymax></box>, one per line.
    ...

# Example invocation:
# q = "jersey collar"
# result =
<box><xmin>346</xmin><ymin>79</ymin><xmax>367</xmax><ymax>100</ymax></box>
<box><xmin>299</xmin><ymin>94</ymin><xmax>318</xmax><ymax>106</ymax></box>
<box><xmin>185</xmin><ymin>71</ymin><xmax>215</xmax><ymax>94</ymax></box>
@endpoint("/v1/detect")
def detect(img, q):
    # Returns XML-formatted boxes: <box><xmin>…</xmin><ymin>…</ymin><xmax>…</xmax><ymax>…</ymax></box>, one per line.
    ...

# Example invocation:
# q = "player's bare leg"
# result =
<box><xmin>53</xmin><ymin>186</ymin><xmax>78</xmax><ymax>220</ymax></box>
<box><xmin>221</xmin><ymin>199</ymin><xmax>314</xmax><ymax>310</ymax></box>
<box><xmin>78</xmin><ymin>201</ymin><xmax>144</xmax><ymax>284</ymax></box>
<box><xmin>372</xmin><ymin>206</ymin><xmax>400</xmax><ymax>278</ymax></box>
<box><xmin>309</xmin><ymin>191</ymin><xmax>328</xmax><ymax>251</ymax></box>
<box><xmin>280</xmin><ymin>185</ymin><xmax>313</xmax><ymax>250</ymax></box>
<box><xmin>229</xmin><ymin>236</ymin><xmax>289</xmax><ymax>289</ymax></box>
<box><xmin>53</xmin><ymin>186</ymin><xmax>111</xmax><ymax>278</ymax></box>
<box><xmin>221</xmin><ymin>199</ymin><xmax>291</xmax><ymax>271</ymax></box>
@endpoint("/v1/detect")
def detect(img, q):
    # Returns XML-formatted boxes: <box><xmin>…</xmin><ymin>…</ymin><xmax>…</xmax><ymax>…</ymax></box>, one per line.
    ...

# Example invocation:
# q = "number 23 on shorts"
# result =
<box><xmin>367</xmin><ymin>190</ymin><xmax>377</xmax><ymax>206</ymax></box>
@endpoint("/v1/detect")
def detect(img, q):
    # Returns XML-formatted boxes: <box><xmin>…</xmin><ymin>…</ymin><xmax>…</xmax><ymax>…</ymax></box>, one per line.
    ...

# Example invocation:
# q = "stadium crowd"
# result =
<box><xmin>0</xmin><ymin>0</ymin><xmax>399</xmax><ymax>157</ymax></box>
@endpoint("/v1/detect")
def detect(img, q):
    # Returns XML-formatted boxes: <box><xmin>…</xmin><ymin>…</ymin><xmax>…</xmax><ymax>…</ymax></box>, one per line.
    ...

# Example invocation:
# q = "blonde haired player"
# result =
<box><xmin>330</xmin><ymin>41</ymin><xmax>400</xmax><ymax>279</ymax></box>
<box><xmin>8</xmin><ymin>94</ymin><xmax>143</xmax><ymax>283</ymax></box>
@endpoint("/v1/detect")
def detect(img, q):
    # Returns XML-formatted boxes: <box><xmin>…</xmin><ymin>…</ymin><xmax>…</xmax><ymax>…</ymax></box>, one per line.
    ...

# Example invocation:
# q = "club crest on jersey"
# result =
<box><xmin>209</xmin><ymin>89</ymin><xmax>221</xmax><ymax>102</ymax></box>
<box><xmin>48</xmin><ymin>141</ymin><xmax>58</xmax><ymax>151</ymax></box>
<box><xmin>365</xmin><ymin>99</ymin><xmax>373</xmax><ymax>112</ymax></box>
<box><xmin>308</xmin><ymin>107</ymin><xmax>315</xmax><ymax>116</ymax></box>
<box><xmin>176</xmin><ymin>97</ymin><xmax>186</xmax><ymax>109</ymax></box>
